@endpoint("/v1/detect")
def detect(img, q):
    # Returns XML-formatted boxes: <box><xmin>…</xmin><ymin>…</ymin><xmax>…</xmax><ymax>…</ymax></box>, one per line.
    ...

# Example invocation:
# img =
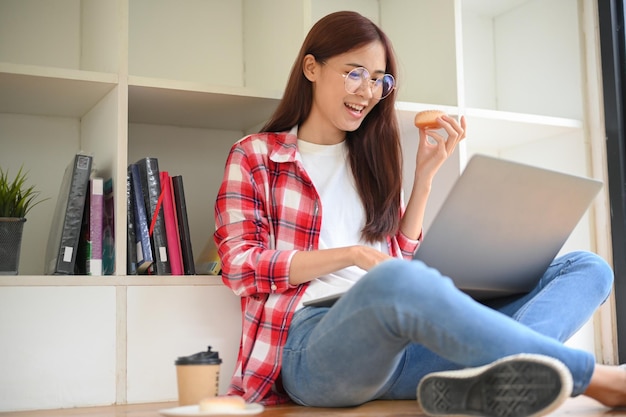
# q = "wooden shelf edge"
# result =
<box><xmin>0</xmin><ymin>62</ymin><xmax>118</xmax><ymax>84</ymax></box>
<box><xmin>0</xmin><ymin>275</ymin><xmax>224</xmax><ymax>287</ymax></box>
<box><xmin>128</xmin><ymin>75</ymin><xmax>282</xmax><ymax>100</ymax></box>
<box><xmin>0</xmin><ymin>64</ymin><xmax>118</xmax><ymax>117</ymax></box>
<box><xmin>395</xmin><ymin>103</ymin><xmax>583</xmax><ymax>128</ymax></box>
<box><xmin>464</xmin><ymin>107</ymin><xmax>583</xmax><ymax>128</ymax></box>
<box><xmin>128</xmin><ymin>79</ymin><xmax>282</xmax><ymax>130</ymax></box>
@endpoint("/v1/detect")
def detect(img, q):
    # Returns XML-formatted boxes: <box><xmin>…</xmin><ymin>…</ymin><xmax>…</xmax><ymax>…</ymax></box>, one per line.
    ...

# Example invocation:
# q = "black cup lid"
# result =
<box><xmin>175</xmin><ymin>346</ymin><xmax>222</xmax><ymax>365</ymax></box>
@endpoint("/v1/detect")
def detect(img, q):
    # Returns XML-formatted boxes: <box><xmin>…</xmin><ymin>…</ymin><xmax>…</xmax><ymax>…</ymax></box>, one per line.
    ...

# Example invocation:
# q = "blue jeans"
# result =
<box><xmin>281</xmin><ymin>251</ymin><xmax>614</xmax><ymax>407</ymax></box>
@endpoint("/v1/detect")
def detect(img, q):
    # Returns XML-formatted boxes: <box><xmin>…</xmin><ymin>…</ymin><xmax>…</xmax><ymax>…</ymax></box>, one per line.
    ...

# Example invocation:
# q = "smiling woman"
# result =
<box><xmin>210</xmin><ymin>9</ymin><xmax>626</xmax><ymax>417</ymax></box>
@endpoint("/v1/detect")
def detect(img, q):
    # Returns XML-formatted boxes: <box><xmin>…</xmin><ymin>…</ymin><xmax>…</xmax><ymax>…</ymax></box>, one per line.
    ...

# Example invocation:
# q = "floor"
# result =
<box><xmin>0</xmin><ymin>396</ymin><xmax>625</xmax><ymax>417</ymax></box>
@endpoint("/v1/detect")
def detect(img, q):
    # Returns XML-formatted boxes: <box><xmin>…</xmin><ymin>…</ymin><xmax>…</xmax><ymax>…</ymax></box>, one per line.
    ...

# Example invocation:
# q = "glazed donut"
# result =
<box><xmin>198</xmin><ymin>395</ymin><xmax>246</xmax><ymax>412</ymax></box>
<box><xmin>414</xmin><ymin>110</ymin><xmax>446</xmax><ymax>129</ymax></box>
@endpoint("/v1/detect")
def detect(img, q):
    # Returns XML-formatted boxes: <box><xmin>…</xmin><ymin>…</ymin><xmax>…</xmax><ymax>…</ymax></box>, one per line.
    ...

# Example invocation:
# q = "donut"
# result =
<box><xmin>414</xmin><ymin>110</ymin><xmax>446</xmax><ymax>129</ymax></box>
<box><xmin>198</xmin><ymin>395</ymin><xmax>247</xmax><ymax>412</ymax></box>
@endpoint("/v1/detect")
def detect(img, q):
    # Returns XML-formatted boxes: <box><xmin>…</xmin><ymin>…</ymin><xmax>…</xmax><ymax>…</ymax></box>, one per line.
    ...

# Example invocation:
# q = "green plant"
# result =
<box><xmin>0</xmin><ymin>166</ymin><xmax>48</xmax><ymax>218</ymax></box>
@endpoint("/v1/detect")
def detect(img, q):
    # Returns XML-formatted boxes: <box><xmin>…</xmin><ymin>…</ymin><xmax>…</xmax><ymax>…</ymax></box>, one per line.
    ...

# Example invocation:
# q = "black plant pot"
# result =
<box><xmin>0</xmin><ymin>217</ymin><xmax>26</xmax><ymax>275</ymax></box>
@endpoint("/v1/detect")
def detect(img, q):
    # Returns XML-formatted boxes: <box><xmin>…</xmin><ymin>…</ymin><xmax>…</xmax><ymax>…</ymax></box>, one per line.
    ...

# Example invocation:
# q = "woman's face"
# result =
<box><xmin>306</xmin><ymin>41</ymin><xmax>388</xmax><ymax>142</ymax></box>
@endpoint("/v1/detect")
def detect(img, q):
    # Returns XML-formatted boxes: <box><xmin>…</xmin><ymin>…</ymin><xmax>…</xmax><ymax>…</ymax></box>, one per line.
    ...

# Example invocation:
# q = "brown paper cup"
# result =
<box><xmin>176</xmin><ymin>363</ymin><xmax>220</xmax><ymax>406</ymax></box>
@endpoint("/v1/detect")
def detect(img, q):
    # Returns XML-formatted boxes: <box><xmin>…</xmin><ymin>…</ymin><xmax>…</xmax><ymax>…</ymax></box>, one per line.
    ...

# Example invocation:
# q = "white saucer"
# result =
<box><xmin>159</xmin><ymin>403</ymin><xmax>264</xmax><ymax>416</ymax></box>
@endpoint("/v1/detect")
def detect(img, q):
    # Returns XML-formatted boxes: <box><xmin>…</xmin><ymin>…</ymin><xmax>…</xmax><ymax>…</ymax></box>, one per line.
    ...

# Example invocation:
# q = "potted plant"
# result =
<box><xmin>0</xmin><ymin>166</ymin><xmax>47</xmax><ymax>275</ymax></box>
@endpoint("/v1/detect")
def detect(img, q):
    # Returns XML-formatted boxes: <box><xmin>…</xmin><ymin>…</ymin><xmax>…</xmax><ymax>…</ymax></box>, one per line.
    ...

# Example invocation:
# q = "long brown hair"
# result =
<box><xmin>261</xmin><ymin>11</ymin><xmax>402</xmax><ymax>243</ymax></box>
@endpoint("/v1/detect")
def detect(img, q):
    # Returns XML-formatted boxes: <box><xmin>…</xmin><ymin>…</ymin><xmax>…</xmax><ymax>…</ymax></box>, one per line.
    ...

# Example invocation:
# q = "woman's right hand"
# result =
<box><xmin>289</xmin><ymin>245</ymin><xmax>392</xmax><ymax>285</ymax></box>
<box><xmin>350</xmin><ymin>245</ymin><xmax>393</xmax><ymax>271</ymax></box>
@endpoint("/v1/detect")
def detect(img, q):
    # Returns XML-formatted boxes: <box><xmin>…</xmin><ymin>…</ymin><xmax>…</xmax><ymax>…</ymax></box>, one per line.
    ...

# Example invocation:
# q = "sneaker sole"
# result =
<box><xmin>417</xmin><ymin>354</ymin><xmax>573</xmax><ymax>417</ymax></box>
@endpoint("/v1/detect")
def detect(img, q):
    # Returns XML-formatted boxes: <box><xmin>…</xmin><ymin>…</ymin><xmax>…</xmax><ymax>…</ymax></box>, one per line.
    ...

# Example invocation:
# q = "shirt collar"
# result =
<box><xmin>269</xmin><ymin>126</ymin><xmax>299</xmax><ymax>164</ymax></box>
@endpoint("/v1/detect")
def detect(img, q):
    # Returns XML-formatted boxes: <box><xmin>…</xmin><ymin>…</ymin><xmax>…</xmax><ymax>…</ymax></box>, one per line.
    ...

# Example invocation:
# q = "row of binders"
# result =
<box><xmin>44</xmin><ymin>153</ymin><xmax>198</xmax><ymax>276</ymax></box>
<box><xmin>127</xmin><ymin>157</ymin><xmax>195</xmax><ymax>275</ymax></box>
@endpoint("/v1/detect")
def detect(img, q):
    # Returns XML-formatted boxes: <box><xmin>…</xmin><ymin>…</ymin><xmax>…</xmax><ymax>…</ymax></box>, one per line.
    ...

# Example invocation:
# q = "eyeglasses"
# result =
<box><xmin>336</xmin><ymin>66</ymin><xmax>396</xmax><ymax>100</ymax></box>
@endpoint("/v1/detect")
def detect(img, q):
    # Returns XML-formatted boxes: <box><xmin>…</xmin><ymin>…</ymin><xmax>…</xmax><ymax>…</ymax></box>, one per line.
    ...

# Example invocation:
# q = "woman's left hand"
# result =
<box><xmin>415</xmin><ymin>114</ymin><xmax>467</xmax><ymax>183</ymax></box>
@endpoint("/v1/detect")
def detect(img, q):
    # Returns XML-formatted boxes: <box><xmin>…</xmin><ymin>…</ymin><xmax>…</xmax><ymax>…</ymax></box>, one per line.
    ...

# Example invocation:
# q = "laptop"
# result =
<box><xmin>303</xmin><ymin>154</ymin><xmax>603</xmax><ymax>307</ymax></box>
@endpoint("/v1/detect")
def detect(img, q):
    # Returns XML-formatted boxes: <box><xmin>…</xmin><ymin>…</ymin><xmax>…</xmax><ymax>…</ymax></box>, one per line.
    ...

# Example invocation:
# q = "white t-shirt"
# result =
<box><xmin>295</xmin><ymin>135</ymin><xmax>388</xmax><ymax>309</ymax></box>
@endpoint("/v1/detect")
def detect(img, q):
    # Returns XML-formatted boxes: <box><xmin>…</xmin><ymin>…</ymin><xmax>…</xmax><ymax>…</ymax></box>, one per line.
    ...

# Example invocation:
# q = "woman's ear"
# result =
<box><xmin>302</xmin><ymin>54</ymin><xmax>318</xmax><ymax>82</ymax></box>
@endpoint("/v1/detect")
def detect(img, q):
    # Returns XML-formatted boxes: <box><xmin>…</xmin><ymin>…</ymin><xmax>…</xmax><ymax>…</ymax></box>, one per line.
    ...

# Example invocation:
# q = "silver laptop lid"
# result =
<box><xmin>413</xmin><ymin>154</ymin><xmax>603</xmax><ymax>300</ymax></box>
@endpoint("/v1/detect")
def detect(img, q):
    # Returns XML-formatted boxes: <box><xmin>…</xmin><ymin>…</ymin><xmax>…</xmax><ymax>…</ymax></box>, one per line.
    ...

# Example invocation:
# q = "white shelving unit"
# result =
<box><xmin>0</xmin><ymin>0</ymin><xmax>609</xmax><ymax>412</ymax></box>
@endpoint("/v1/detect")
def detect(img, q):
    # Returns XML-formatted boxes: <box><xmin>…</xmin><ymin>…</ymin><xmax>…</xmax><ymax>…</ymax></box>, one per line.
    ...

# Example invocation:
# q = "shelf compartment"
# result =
<box><xmin>0</xmin><ymin>0</ymin><xmax>121</xmax><ymax>74</ymax></box>
<box><xmin>462</xmin><ymin>0</ymin><xmax>583</xmax><ymax>120</ymax></box>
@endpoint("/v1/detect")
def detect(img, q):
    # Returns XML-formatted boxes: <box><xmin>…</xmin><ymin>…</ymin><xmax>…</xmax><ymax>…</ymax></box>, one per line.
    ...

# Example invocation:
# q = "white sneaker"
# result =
<box><xmin>417</xmin><ymin>354</ymin><xmax>573</xmax><ymax>417</ymax></box>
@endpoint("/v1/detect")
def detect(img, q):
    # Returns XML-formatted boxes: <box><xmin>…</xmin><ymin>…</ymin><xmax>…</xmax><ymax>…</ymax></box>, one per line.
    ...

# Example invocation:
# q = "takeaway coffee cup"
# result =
<box><xmin>175</xmin><ymin>346</ymin><xmax>222</xmax><ymax>405</ymax></box>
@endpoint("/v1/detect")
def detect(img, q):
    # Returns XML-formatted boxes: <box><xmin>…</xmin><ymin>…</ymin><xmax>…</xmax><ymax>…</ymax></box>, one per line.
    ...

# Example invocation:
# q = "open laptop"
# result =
<box><xmin>304</xmin><ymin>154</ymin><xmax>603</xmax><ymax>307</ymax></box>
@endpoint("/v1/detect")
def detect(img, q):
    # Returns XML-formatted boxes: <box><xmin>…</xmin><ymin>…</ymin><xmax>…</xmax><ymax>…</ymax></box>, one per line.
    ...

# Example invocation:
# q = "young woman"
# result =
<box><xmin>214</xmin><ymin>10</ymin><xmax>623</xmax><ymax>416</ymax></box>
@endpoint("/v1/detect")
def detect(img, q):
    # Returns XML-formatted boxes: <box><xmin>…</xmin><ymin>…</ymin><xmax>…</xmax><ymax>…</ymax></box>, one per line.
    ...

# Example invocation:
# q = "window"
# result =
<box><xmin>598</xmin><ymin>0</ymin><xmax>626</xmax><ymax>361</ymax></box>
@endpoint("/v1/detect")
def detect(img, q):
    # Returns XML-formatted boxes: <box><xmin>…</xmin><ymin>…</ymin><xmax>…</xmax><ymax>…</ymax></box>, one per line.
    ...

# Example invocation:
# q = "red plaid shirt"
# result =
<box><xmin>214</xmin><ymin>131</ymin><xmax>420</xmax><ymax>405</ymax></box>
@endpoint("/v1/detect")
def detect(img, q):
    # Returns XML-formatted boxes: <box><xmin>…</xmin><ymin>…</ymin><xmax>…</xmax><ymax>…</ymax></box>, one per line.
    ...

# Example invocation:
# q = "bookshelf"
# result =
<box><xmin>0</xmin><ymin>0</ymin><xmax>610</xmax><ymax>412</ymax></box>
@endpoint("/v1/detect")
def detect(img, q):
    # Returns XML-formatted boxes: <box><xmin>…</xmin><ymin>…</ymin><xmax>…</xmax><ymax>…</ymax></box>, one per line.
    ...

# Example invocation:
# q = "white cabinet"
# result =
<box><xmin>0</xmin><ymin>0</ymin><xmax>605</xmax><ymax>411</ymax></box>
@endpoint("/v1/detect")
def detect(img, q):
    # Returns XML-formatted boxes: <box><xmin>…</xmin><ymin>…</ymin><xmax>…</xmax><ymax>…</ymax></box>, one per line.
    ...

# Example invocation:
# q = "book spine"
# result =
<box><xmin>169</xmin><ymin>175</ymin><xmax>183</xmax><ymax>270</ymax></box>
<box><xmin>75</xmin><ymin>180</ymin><xmax>91</xmax><ymax>275</ymax></box>
<box><xmin>172</xmin><ymin>175</ymin><xmax>195</xmax><ymax>275</ymax></box>
<box><xmin>102</xmin><ymin>178</ymin><xmax>115</xmax><ymax>275</ymax></box>
<box><xmin>160</xmin><ymin>171</ymin><xmax>184</xmax><ymax>275</ymax></box>
<box><xmin>87</xmin><ymin>177</ymin><xmax>104</xmax><ymax>276</ymax></box>
<box><xmin>126</xmin><ymin>168</ymin><xmax>138</xmax><ymax>275</ymax></box>
<box><xmin>130</xmin><ymin>163</ymin><xmax>154</xmax><ymax>274</ymax></box>
<box><xmin>45</xmin><ymin>154</ymin><xmax>93</xmax><ymax>275</ymax></box>
<box><xmin>136</xmin><ymin>157</ymin><xmax>171</xmax><ymax>275</ymax></box>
